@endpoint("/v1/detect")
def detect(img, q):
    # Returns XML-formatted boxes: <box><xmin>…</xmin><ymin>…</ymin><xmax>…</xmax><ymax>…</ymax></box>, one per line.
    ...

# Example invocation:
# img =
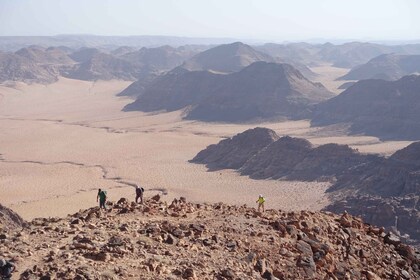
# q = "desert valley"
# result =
<box><xmin>0</xmin><ymin>3</ymin><xmax>420</xmax><ymax>278</ymax></box>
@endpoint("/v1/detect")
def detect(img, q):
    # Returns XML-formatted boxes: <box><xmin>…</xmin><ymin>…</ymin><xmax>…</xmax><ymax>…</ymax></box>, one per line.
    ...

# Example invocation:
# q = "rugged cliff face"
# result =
<box><xmin>1</xmin><ymin>196</ymin><xmax>418</xmax><ymax>279</ymax></box>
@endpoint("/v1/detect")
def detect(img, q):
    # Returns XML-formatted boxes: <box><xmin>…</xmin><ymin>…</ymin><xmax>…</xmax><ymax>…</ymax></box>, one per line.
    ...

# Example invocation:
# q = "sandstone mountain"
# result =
<box><xmin>339</xmin><ymin>54</ymin><xmax>420</xmax><ymax>81</ymax></box>
<box><xmin>124</xmin><ymin>62</ymin><xmax>333</xmax><ymax>122</ymax></box>
<box><xmin>1</xmin><ymin>195</ymin><xmax>418</xmax><ymax>279</ymax></box>
<box><xmin>311</xmin><ymin>75</ymin><xmax>420</xmax><ymax>140</ymax></box>
<box><xmin>191</xmin><ymin>128</ymin><xmax>420</xmax><ymax>246</ymax></box>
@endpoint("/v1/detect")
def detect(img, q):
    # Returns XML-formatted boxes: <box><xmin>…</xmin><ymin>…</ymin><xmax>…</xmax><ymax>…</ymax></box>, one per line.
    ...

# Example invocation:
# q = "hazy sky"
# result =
<box><xmin>0</xmin><ymin>0</ymin><xmax>419</xmax><ymax>41</ymax></box>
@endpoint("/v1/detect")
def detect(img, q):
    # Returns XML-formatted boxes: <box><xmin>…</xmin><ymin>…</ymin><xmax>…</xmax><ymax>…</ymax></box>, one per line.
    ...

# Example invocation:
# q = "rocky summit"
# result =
<box><xmin>1</xmin><ymin>196</ymin><xmax>419</xmax><ymax>280</ymax></box>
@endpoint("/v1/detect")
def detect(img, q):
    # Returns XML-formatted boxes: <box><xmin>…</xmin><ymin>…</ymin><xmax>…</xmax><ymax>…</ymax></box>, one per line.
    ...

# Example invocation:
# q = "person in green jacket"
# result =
<box><xmin>256</xmin><ymin>194</ymin><xmax>266</xmax><ymax>212</ymax></box>
<box><xmin>97</xmin><ymin>188</ymin><xmax>107</xmax><ymax>210</ymax></box>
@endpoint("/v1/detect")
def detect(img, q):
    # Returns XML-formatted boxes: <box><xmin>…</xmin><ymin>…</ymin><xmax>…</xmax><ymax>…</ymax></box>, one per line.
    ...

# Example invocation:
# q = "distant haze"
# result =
<box><xmin>0</xmin><ymin>0</ymin><xmax>419</xmax><ymax>42</ymax></box>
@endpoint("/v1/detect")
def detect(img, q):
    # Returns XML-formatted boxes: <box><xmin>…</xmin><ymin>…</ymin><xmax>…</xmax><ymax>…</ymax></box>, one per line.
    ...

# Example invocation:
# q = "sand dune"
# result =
<box><xmin>0</xmin><ymin>77</ymin><xmax>412</xmax><ymax>220</ymax></box>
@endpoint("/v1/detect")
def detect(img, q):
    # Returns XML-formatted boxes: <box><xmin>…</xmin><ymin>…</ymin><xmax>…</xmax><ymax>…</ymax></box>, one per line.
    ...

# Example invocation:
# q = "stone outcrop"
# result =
<box><xmin>1</xmin><ymin>197</ymin><xmax>418</xmax><ymax>279</ymax></box>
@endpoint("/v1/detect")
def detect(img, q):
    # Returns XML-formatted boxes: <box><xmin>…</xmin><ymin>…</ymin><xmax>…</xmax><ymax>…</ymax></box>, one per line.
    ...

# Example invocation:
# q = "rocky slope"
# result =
<box><xmin>311</xmin><ymin>75</ymin><xmax>420</xmax><ymax>140</ymax></box>
<box><xmin>339</xmin><ymin>54</ymin><xmax>420</xmax><ymax>81</ymax></box>
<box><xmin>1</xmin><ymin>196</ymin><xmax>419</xmax><ymax>279</ymax></box>
<box><xmin>191</xmin><ymin>128</ymin><xmax>420</xmax><ymax>247</ymax></box>
<box><xmin>124</xmin><ymin>62</ymin><xmax>333</xmax><ymax>122</ymax></box>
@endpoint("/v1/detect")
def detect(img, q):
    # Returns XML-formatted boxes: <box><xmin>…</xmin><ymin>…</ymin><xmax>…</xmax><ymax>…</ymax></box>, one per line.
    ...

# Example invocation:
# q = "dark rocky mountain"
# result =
<box><xmin>116</xmin><ymin>72</ymin><xmax>159</xmax><ymax>97</ymax></box>
<box><xmin>125</xmin><ymin>62</ymin><xmax>333</xmax><ymax>122</ymax></box>
<box><xmin>191</xmin><ymin>128</ymin><xmax>420</xmax><ymax>246</ymax></box>
<box><xmin>339</xmin><ymin>54</ymin><xmax>420</xmax><ymax>81</ymax></box>
<box><xmin>190</xmin><ymin>127</ymin><xmax>279</xmax><ymax>170</ymax></box>
<box><xmin>240</xmin><ymin>139</ymin><xmax>374</xmax><ymax>181</ymax></box>
<box><xmin>311</xmin><ymin>75</ymin><xmax>420</xmax><ymax>140</ymax></box>
<box><xmin>193</xmin><ymin>129</ymin><xmax>375</xmax><ymax>181</ymax></box>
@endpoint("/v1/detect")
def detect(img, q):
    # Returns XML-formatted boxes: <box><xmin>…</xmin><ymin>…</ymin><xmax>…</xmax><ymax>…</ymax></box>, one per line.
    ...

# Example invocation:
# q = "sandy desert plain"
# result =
<box><xmin>0</xmin><ymin>65</ymin><xmax>413</xmax><ymax>220</ymax></box>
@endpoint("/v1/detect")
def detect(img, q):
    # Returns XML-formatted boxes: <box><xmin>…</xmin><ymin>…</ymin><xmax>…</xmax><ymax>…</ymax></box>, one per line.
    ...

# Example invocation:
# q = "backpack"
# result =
<box><xmin>136</xmin><ymin>187</ymin><xmax>144</xmax><ymax>195</ymax></box>
<box><xmin>0</xmin><ymin>261</ymin><xmax>13</xmax><ymax>277</ymax></box>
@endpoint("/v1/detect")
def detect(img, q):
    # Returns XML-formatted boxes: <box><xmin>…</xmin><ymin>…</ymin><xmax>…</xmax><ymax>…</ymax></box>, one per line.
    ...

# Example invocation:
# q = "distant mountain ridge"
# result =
<box><xmin>339</xmin><ymin>53</ymin><xmax>420</xmax><ymax>81</ymax></box>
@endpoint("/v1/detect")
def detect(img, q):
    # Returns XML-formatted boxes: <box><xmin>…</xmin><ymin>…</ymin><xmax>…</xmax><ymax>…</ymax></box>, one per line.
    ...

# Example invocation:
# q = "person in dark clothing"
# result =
<box><xmin>135</xmin><ymin>185</ymin><xmax>144</xmax><ymax>204</ymax></box>
<box><xmin>0</xmin><ymin>259</ymin><xmax>15</xmax><ymax>280</ymax></box>
<box><xmin>97</xmin><ymin>188</ymin><xmax>107</xmax><ymax>210</ymax></box>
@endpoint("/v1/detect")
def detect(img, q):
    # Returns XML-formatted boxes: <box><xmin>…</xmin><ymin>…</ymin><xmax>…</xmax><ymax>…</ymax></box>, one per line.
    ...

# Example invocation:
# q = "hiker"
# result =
<box><xmin>97</xmin><ymin>188</ymin><xmax>107</xmax><ymax>210</ymax></box>
<box><xmin>135</xmin><ymin>185</ymin><xmax>144</xmax><ymax>204</ymax></box>
<box><xmin>256</xmin><ymin>194</ymin><xmax>265</xmax><ymax>212</ymax></box>
<box><xmin>0</xmin><ymin>259</ymin><xmax>15</xmax><ymax>280</ymax></box>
